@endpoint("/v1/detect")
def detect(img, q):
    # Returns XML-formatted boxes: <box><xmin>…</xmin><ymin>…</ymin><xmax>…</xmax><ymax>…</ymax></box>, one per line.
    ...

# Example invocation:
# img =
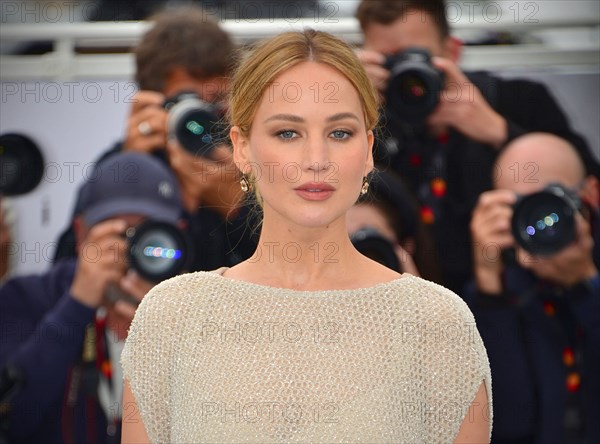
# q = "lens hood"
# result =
<box><xmin>165</xmin><ymin>92</ymin><xmax>221</xmax><ymax>158</ymax></box>
<box><xmin>385</xmin><ymin>48</ymin><xmax>444</xmax><ymax>123</ymax></box>
<box><xmin>126</xmin><ymin>220</ymin><xmax>192</xmax><ymax>282</ymax></box>
<box><xmin>511</xmin><ymin>183</ymin><xmax>579</xmax><ymax>256</ymax></box>
<box><xmin>351</xmin><ymin>227</ymin><xmax>401</xmax><ymax>272</ymax></box>
<box><xmin>0</xmin><ymin>133</ymin><xmax>45</xmax><ymax>196</ymax></box>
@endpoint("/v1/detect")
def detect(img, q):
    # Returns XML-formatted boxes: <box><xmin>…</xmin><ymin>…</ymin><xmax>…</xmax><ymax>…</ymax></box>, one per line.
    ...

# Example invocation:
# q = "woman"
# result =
<box><xmin>121</xmin><ymin>30</ymin><xmax>492</xmax><ymax>443</ymax></box>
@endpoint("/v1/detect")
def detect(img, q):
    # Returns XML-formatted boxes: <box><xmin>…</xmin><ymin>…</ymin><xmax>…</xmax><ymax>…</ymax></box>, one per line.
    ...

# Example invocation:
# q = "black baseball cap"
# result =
<box><xmin>77</xmin><ymin>152</ymin><xmax>182</xmax><ymax>225</ymax></box>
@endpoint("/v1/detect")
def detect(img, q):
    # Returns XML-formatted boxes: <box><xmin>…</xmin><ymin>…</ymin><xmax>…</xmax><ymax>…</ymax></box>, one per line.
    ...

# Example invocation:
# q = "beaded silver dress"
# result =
<box><xmin>122</xmin><ymin>268</ymin><xmax>492</xmax><ymax>443</ymax></box>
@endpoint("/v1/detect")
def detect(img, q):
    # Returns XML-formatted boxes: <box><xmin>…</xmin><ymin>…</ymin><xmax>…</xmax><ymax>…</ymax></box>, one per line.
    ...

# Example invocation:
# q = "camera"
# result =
<box><xmin>125</xmin><ymin>220</ymin><xmax>193</xmax><ymax>282</ymax></box>
<box><xmin>351</xmin><ymin>227</ymin><xmax>402</xmax><ymax>272</ymax></box>
<box><xmin>511</xmin><ymin>183</ymin><xmax>580</xmax><ymax>256</ymax></box>
<box><xmin>0</xmin><ymin>133</ymin><xmax>45</xmax><ymax>196</ymax></box>
<box><xmin>164</xmin><ymin>91</ymin><xmax>221</xmax><ymax>158</ymax></box>
<box><xmin>384</xmin><ymin>48</ymin><xmax>444</xmax><ymax>123</ymax></box>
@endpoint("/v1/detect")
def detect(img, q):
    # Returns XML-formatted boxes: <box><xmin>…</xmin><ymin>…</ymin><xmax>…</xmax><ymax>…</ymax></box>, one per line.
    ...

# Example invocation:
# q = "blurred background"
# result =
<box><xmin>1</xmin><ymin>0</ymin><xmax>599</xmax><ymax>277</ymax></box>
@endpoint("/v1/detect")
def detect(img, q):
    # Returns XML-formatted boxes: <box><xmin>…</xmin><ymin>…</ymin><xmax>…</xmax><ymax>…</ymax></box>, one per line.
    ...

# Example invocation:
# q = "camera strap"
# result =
<box><xmin>62</xmin><ymin>312</ymin><xmax>121</xmax><ymax>444</ymax></box>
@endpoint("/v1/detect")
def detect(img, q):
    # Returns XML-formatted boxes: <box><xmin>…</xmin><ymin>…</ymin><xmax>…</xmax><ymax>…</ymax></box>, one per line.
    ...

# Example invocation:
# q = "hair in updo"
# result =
<box><xmin>228</xmin><ymin>29</ymin><xmax>379</xmax><ymax>138</ymax></box>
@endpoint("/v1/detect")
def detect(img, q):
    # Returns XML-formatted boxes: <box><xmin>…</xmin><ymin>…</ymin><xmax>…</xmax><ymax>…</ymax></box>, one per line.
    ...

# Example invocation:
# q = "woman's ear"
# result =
<box><xmin>230</xmin><ymin>125</ymin><xmax>250</xmax><ymax>173</ymax></box>
<box><xmin>365</xmin><ymin>129</ymin><xmax>375</xmax><ymax>176</ymax></box>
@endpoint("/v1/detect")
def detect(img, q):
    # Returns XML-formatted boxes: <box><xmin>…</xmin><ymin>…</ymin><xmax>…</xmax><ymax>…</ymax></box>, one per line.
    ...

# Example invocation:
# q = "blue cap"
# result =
<box><xmin>78</xmin><ymin>152</ymin><xmax>182</xmax><ymax>225</ymax></box>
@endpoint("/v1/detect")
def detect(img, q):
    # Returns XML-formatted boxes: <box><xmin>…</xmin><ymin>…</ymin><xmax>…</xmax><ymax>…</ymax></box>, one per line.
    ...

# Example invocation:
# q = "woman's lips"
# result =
<box><xmin>294</xmin><ymin>182</ymin><xmax>335</xmax><ymax>201</ymax></box>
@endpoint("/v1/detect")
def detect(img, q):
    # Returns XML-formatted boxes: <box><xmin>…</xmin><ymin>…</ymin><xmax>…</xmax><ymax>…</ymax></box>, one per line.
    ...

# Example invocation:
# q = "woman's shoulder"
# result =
<box><xmin>389</xmin><ymin>274</ymin><xmax>475</xmax><ymax>322</ymax></box>
<box><xmin>135</xmin><ymin>268</ymin><xmax>227</xmax><ymax>314</ymax></box>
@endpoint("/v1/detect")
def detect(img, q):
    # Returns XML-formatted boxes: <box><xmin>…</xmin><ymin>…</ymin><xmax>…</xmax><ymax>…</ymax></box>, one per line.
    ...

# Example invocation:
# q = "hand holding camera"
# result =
<box><xmin>358</xmin><ymin>47</ymin><xmax>507</xmax><ymax>147</ymax></box>
<box><xmin>71</xmin><ymin>218</ymin><xmax>191</xmax><ymax>309</ymax></box>
<box><xmin>472</xmin><ymin>184</ymin><xmax>597</xmax><ymax>292</ymax></box>
<box><xmin>471</xmin><ymin>189</ymin><xmax>517</xmax><ymax>294</ymax></box>
<box><xmin>355</xmin><ymin>49</ymin><xmax>389</xmax><ymax>97</ymax></box>
<box><xmin>70</xmin><ymin>219</ymin><xmax>129</xmax><ymax>308</ymax></box>
<box><xmin>426</xmin><ymin>56</ymin><xmax>507</xmax><ymax>148</ymax></box>
<box><xmin>124</xmin><ymin>91</ymin><xmax>169</xmax><ymax>153</ymax></box>
<box><xmin>125</xmin><ymin>90</ymin><xmax>222</xmax><ymax>158</ymax></box>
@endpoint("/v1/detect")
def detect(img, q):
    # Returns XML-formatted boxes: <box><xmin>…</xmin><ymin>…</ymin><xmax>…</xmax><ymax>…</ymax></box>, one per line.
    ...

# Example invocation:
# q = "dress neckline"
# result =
<box><xmin>208</xmin><ymin>266</ymin><xmax>413</xmax><ymax>296</ymax></box>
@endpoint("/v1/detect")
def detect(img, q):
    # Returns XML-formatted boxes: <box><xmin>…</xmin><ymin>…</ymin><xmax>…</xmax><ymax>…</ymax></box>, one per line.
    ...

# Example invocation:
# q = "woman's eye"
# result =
<box><xmin>330</xmin><ymin>130</ymin><xmax>351</xmax><ymax>140</ymax></box>
<box><xmin>276</xmin><ymin>130</ymin><xmax>297</xmax><ymax>140</ymax></box>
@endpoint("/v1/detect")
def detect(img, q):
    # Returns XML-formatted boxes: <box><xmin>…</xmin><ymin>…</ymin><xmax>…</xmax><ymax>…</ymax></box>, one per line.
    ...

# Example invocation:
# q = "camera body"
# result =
<box><xmin>384</xmin><ymin>48</ymin><xmax>444</xmax><ymax>123</ymax></box>
<box><xmin>511</xmin><ymin>183</ymin><xmax>580</xmax><ymax>256</ymax></box>
<box><xmin>125</xmin><ymin>220</ymin><xmax>192</xmax><ymax>282</ymax></box>
<box><xmin>164</xmin><ymin>91</ymin><xmax>221</xmax><ymax>158</ymax></box>
<box><xmin>351</xmin><ymin>227</ymin><xmax>402</xmax><ymax>273</ymax></box>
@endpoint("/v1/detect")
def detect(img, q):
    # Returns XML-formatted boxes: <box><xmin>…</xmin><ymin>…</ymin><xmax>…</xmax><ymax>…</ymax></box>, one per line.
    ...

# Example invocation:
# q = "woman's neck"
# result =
<box><xmin>245</xmin><ymin>215</ymin><xmax>362</xmax><ymax>290</ymax></box>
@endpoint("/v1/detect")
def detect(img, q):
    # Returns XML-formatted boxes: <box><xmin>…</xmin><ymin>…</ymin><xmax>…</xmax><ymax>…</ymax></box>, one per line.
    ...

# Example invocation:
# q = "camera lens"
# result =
<box><xmin>512</xmin><ymin>186</ymin><xmax>578</xmax><ymax>256</ymax></box>
<box><xmin>166</xmin><ymin>94</ymin><xmax>220</xmax><ymax>158</ymax></box>
<box><xmin>399</xmin><ymin>73</ymin><xmax>429</xmax><ymax>104</ymax></box>
<box><xmin>351</xmin><ymin>227</ymin><xmax>401</xmax><ymax>272</ymax></box>
<box><xmin>385</xmin><ymin>49</ymin><xmax>443</xmax><ymax>123</ymax></box>
<box><xmin>127</xmin><ymin>221</ymin><xmax>191</xmax><ymax>282</ymax></box>
<box><xmin>0</xmin><ymin>133</ymin><xmax>45</xmax><ymax>196</ymax></box>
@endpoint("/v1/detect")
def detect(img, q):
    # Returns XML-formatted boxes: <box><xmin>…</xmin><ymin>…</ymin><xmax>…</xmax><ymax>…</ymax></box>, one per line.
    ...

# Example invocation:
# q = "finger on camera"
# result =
<box><xmin>472</xmin><ymin>198</ymin><xmax>513</xmax><ymax>232</ymax></box>
<box><xmin>365</xmin><ymin>65</ymin><xmax>390</xmax><ymax>88</ymax></box>
<box><xmin>85</xmin><ymin>219</ymin><xmax>128</xmax><ymax>242</ymax></box>
<box><xmin>477</xmin><ymin>189</ymin><xmax>518</xmax><ymax>208</ymax></box>
<box><xmin>477</xmin><ymin>198</ymin><xmax>514</xmax><ymax>217</ymax></box>
<box><xmin>356</xmin><ymin>48</ymin><xmax>386</xmax><ymax>65</ymax></box>
<box><xmin>431</xmin><ymin>56</ymin><xmax>466</xmax><ymax>82</ymax></box>
<box><xmin>132</xmin><ymin>105</ymin><xmax>168</xmax><ymax>127</ymax></box>
<box><xmin>130</xmin><ymin>90</ymin><xmax>166</xmax><ymax>113</ymax></box>
<box><xmin>129</xmin><ymin>110</ymin><xmax>168</xmax><ymax>142</ymax></box>
<box><xmin>120</xmin><ymin>271</ymin><xmax>152</xmax><ymax>303</ymax></box>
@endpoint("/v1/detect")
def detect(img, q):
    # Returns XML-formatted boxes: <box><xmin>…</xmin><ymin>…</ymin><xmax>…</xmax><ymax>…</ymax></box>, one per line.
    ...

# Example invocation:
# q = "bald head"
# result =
<box><xmin>495</xmin><ymin>133</ymin><xmax>586</xmax><ymax>194</ymax></box>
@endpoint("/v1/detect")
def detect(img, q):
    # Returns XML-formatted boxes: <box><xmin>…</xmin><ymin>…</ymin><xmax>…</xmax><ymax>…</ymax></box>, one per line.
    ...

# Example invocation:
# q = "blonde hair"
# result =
<box><xmin>228</xmin><ymin>29</ymin><xmax>379</xmax><ymax>137</ymax></box>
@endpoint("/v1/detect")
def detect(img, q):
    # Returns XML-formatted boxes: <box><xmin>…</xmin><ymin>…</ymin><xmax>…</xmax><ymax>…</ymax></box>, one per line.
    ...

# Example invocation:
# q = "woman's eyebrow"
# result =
<box><xmin>264</xmin><ymin>112</ymin><xmax>360</xmax><ymax>124</ymax></box>
<box><xmin>264</xmin><ymin>114</ymin><xmax>304</xmax><ymax>123</ymax></box>
<box><xmin>326</xmin><ymin>112</ymin><xmax>360</xmax><ymax>123</ymax></box>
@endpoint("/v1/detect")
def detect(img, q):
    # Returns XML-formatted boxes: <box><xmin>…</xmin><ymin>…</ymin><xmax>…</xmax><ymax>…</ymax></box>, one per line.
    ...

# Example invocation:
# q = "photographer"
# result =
<box><xmin>0</xmin><ymin>152</ymin><xmax>186</xmax><ymax>443</ymax></box>
<box><xmin>54</xmin><ymin>6</ymin><xmax>254</xmax><ymax>270</ymax></box>
<box><xmin>355</xmin><ymin>0</ymin><xmax>600</xmax><ymax>293</ymax></box>
<box><xmin>466</xmin><ymin>133</ymin><xmax>599</xmax><ymax>443</ymax></box>
<box><xmin>347</xmin><ymin>171</ymin><xmax>426</xmax><ymax>278</ymax></box>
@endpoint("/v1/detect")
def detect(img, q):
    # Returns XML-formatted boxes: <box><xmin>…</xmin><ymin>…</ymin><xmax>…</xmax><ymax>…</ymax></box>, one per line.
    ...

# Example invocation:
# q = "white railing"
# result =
<box><xmin>1</xmin><ymin>6</ymin><xmax>599</xmax><ymax>80</ymax></box>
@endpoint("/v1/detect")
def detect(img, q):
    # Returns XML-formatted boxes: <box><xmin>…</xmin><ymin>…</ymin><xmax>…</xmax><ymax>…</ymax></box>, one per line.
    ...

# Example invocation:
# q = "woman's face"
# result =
<box><xmin>232</xmin><ymin>61</ymin><xmax>374</xmax><ymax>230</ymax></box>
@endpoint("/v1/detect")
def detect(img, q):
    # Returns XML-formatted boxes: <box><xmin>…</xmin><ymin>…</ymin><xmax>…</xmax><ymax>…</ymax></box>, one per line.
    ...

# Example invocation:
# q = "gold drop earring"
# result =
<box><xmin>360</xmin><ymin>176</ymin><xmax>369</xmax><ymax>195</ymax></box>
<box><xmin>240</xmin><ymin>175</ymin><xmax>251</xmax><ymax>193</ymax></box>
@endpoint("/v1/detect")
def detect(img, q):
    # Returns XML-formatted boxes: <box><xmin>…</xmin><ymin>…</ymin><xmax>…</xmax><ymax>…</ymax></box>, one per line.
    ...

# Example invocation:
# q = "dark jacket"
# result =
<box><xmin>463</xmin><ymin>217</ymin><xmax>600</xmax><ymax>443</ymax></box>
<box><xmin>0</xmin><ymin>260</ymin><xmax>117</xmax><ymax>444</ymax></box>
